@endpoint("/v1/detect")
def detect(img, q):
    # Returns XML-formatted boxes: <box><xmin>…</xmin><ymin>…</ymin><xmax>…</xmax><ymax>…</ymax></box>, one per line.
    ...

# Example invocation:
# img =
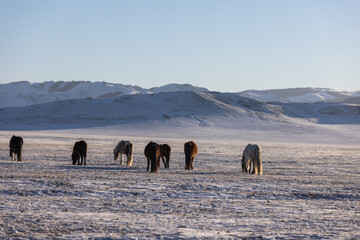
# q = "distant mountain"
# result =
<box><xmin>1</xmin><ymin>81</ymin><xmax>359</xmax><ymax>109</ymax></box>
<box><xmin>149</xmin><ymin>83</ymin><xmax>208</xmax><ymax>93</ymax></box>
<box><xmin>239</xmin><ymin>87</ymin><xmax>360</xmax><ymax>103</ymax></box>
<box><xmin>342</xmin><ymin>96</ymin><xmax>360</xmax><ymax>105</ymax></box>
<box><xmin>0</xmin><ymin>81</ymin><xmax>209</xmax><ymax>108</ymax></box>
<box><xmin>1</xmin><ymin>91</ymin><xmax>359</xmax><ymax>131</ymax></box>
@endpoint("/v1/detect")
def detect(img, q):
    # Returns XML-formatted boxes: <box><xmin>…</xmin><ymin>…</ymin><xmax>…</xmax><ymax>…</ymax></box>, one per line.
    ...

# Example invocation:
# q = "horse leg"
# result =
<box><xmin>17</xmin><ymin>150</ymin><xmax>22</xmax><ymax>161</ymax></box>
<box><xmin>161</xmin><ymin>157</ymin><xmax>166</xmax><ymax>168</ymax></box>
<box><xmin>190</xmin><ymin>157</ymin><xmax>194</xmax><ymax>170</ymax></box>
<box><xmin>156</xmin><ymin>156</ymin><xmax>161</xmax><ymax>172</ymax></box>
<box><xmin>83</xmin><ymin>153</ymin><xmax>86</xmax><ymax>166</ymax></box>
<box><xmin>147</xmin><ymin>158</ymin><xmax>150</xmax><ymax>171</ymax></box>
<box><xmin>150</xmin><ymin>157</ymin><xmax>158</xmax><ymax>173</ymax></box>
<box><xmin>245</xmin><ymin>160</ymin><xmax>250</xmax><ymax>174</ymax></box>
<box><xmin>12</xmin><ymin>152</ymin><xmax>15</xmax><ymax>161</ymax></box>
<box><xmin>185</xmin><ymin>157</ymin><xmax>189</xmax><ymax>170</ymax></box>
<box><xmin>127</xmin><ymin>153</ymin><xmax>133</xmax><ymax>167</ymax></box>
<box><xmin>120</xmin><ymin>154</ymin><xmax>123</xmax><ymax>165</ymax></box>
<box><xmin>78</xmin><ymin>155</ymin><xmax>82</xmax><ymax>165</ymax></box>
<box><xmin>166</xmin><ymin>156</ymin><xmax>170</xmax><ymax>168</ymax></box>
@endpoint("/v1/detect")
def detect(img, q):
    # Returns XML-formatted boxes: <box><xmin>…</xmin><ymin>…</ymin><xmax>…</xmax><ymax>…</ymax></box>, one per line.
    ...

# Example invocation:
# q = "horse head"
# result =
<box><xmin>113</xmin><ymin>148</ymin><xmax>119</xmax><ymax>161</ymax></box>
<box><xmin>72</xmin><ymin>152</ymin><xmax>79</xmax><ymax>165</ymax></box>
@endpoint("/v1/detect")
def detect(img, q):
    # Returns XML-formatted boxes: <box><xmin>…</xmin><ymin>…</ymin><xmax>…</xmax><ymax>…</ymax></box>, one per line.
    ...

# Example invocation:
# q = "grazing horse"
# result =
<box><xmin>144</xmin><ymin>141</ymin><xmax>160</xmax><ymax>173</ymax></box>
<box><xmin>159</xmin><ymin>144</ymin><xmax>171</xmax><ymax>168</ymax></box>
<box><xmin>184</xmin><ymin>141</ymin><xmax>197</xmax><ymax>170</ymax></box>
<box><xmin>9</xmin><ymin>135</ymin><xmax>23</xmax><ymax>161</ymax></box>
<box><xmin>242</xmin><ymin>144</ymin><xmax>262</xmax><ymax>175</ymax></box>
<box><xmin>72</xmin><ymin>140</ymin><xmax>87</xmax><ymax>166</ymax></box>
<box><xmin>114</xmin><ymin>140</ymin><xmax>134</xmax><ymax>166</ymax></box>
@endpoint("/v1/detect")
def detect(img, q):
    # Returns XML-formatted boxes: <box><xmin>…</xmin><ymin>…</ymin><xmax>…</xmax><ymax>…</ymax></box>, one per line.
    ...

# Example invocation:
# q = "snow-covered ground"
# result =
<box><xmin>0</xmin><ymin>130</ymin><xmax>359</xmax><ymax>239</ymax></box>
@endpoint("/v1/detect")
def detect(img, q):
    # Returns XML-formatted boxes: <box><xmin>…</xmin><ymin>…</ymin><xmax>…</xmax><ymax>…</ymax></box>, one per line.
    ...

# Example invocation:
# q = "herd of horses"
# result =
<box><xmin>8</xmin><ymin>135</ymin><xmax>263</xmax><ymax>175</ymax></box>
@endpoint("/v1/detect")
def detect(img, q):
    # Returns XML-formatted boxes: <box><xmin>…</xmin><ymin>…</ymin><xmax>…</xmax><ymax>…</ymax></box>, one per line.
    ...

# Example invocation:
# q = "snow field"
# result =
<box><xmin>0</xmin><ymin>132</ymin><xmax>359</xmax><ymax>239</ymax></box>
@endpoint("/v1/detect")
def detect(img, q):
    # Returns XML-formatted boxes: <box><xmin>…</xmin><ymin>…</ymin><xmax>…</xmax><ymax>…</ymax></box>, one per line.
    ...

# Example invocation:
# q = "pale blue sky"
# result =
<box><xmin>0</xmin><ymin>0</ymin><xmax>359</xmax><ymax>92</ymax></box>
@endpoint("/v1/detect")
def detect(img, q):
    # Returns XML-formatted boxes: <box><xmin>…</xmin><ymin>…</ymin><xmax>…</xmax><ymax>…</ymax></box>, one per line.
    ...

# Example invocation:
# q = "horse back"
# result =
<box><xmin>159</xmin><ymin>144</ymin><xmax>171</xmax><ymax>157</ymax></box>
<box><xmin>74</xmin><ymin>140</ymin><xmax>87</xmax><ymax>154</ymax></box>
<box><xmin>10</xmin><ymin>136</ymin><xmax>23</xmax><ymax>149</ymax></box>
<box><xmin>243</xmin><ymin>144</ymin><xmax>260</xmax><ymax>159</ymax></box>
<box><xmin>184</xmin><ymin>141</ymin><xmax>197</xmax><ymax>157</ymax></box>
<box><xmin>145</xmin><ymin>141</ymin><xmax>160</xmax><ymax>158</ymax></box>
<box><xmin>125</xmin><ymin>141</ymin><xmax>133</xmax><ymax>155</ymax></box>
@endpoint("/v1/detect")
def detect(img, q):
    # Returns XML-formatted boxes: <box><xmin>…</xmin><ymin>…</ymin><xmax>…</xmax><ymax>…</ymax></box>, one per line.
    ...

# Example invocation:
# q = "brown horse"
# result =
<box><xmin>72</xmin><ymin>140</ymin><xmax>87</xmax><ymax>166</ymax></box>
<box><xmin>159</xmin><ymin>144</ymin><xmax>171</xmax><ymax>168</ymax></box>
<box><xmin>184</xmin><ymin>141</ymin><xmax>197</xmax><ymax>170</ymax></box>
<box><xmin>9</xmin><ymin>135</ymin><xmax>23</xmax><ymax>161</ymax></box>
<box><xmin>144</xmin><ymin>141</ymin><xmax>160</xmax><ymax>173</ymax></box>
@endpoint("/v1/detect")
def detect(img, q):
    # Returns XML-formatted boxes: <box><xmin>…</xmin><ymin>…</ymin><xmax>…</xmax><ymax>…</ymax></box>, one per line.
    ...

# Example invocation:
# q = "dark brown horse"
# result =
<box><xmin>72</xmin><ymin>140</ymin><xmax>87</xmax><ymax>166</ymax></box>
<box><xmin>184</xmin><ymin>141</ymin><xmax>197</xmax><ymax>170</ymax></box>
<box><xmin>159</xmin><ymin>144</ymin><xmax>171</xmax><ymax>168</ymax></box>
<box><xmin>144</xmin><ymin>141</ymin><xmax>160</xmax><ymax>173</ymax></box>
<box><xmin>9</xmin><ymin>135</ymin><xmax>23</xmax><ymax>161</ymax></box>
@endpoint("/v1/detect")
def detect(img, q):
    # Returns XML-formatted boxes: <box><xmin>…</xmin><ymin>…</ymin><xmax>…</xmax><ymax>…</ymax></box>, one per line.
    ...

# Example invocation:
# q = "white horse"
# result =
<box><xmin>242</xmin><ymin>144</ymin><xmax>262</xmax><ymax>175</ymax></box>
<box><xmin>114</xmin><ymin>140</ymin><xmax>134</xmax><ymax>166</ymax></box>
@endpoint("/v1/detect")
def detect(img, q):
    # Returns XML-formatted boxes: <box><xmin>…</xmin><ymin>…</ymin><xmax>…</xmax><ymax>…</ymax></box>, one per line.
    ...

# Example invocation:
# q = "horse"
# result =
<box><xmin>72</xmin><ymin>140</ymin><xmax>87</xmax><ymax>166</ymax></box>
<box><xmin>159</xmin><ymin>144</ymin><xmax>171</xmax><ymax>168</ymax></box>
<box><xmin>184</xmin><ymin>141</ymin><xmax>197</xmax><ymax>170</ymax></box>
<box><xmin>242</xmin><ymin>144</ymin><xmax>262</xmax><ymax>175</ymax></box>
<box><xmin>144</xmin><ymin>141</ymin><xmax>160</xmax><ymax>173</ymax></box>
<box><xmin>9</xmin><ymin>135</ymin><xmax>23</xmax><ymax>161</ymax></box>
<box><xmin>114</xmin><ymin>140</ymin><xmax>134</xmax><ymax>166</ymax></box>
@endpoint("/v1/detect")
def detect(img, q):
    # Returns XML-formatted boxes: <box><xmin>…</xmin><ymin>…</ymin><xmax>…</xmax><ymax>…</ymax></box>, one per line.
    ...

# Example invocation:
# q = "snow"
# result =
<box><xmin>149</xmin><ymin>83</ymin><xmax>208</xmax><ymax>93</ymax></box>
<box><xmin>0</xmin><ymin>81</ymin><xmax>208</xmax><ymax>108</ymax></box>
<box><xmin>1</xmin><ymin>81</ymin><xmax>359</xmax><ymax>108</ymax></box>
<box><xmin>240</xmin><ymin>87</ymin><xmax>360</xmax><ymax>103</ymax></box>
<box><xmin>0</xmin><ymin>130</ymin><xmax>359</xmax><ymax>239</ymax></box>
<box><xmin>0</xmin><ymin>90</ymin><xmax>359</xmax><ymax>144</ymax></box>
<box><xmin>0</xmin><ymin>82</ymin><xmax>360</xmax><ymax>238</ymax></box>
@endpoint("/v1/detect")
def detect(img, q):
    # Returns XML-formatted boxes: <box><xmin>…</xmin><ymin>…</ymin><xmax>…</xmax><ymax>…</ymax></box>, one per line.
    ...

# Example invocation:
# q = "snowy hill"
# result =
<box><xmin>149</xmin><ymin>83</ymin><xmax>208</xmax><ymax>93</ymax></box>
<box><xmin>1</xmin><ymin>81</ymin><xmax>359</xmax><ymax>108</ymax></box>
<box><xmin>239</xmin><ymin>87</ymin><xmax>360</xmax><ymax>103</ymax></box>
<box><xmin>0</xmin><ymin>81</ymin><xmax>208</xmax><ymax>108</ymax></box>
<box><xmin>1</xmin><ymin>91</ymin><xmax>359</xmax><ymax>133</ymax></box>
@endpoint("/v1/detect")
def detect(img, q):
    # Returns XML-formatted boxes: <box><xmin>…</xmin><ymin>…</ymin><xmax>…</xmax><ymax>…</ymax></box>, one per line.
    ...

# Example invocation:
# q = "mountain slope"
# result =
<box><xmin>239</xmin><ymin>87</ymin><xmax>360</xmax><ymax>103</ymax></box>
<box><xmin>1</xmin><ymin>91</ymin><xmax>359</xmax><ymax>130</ymax></box>
<box><xmin>0</xmin><ymin>81</ymin><xmax>209</xmax><ymax>108</ymax></box>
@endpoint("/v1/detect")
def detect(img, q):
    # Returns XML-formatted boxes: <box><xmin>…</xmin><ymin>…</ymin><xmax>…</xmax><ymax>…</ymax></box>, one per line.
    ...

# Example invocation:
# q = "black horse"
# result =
<box><xmin>72</xmin><ymin>140</ymin><xmax>87</xmax><ymax>165</ymax></box>
<box><xmin>9</xmin><ymin>135</ymin><xmax>23</xmax><ymax>161</ymax></box>
<box><xmin>144</xmin><ymin>141</ymin><xmax>160</xmax><ymax>173</ymax></box>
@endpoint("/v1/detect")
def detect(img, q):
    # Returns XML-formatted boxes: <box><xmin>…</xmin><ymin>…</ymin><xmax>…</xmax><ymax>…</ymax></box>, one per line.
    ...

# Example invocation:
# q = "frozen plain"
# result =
<box><xmin>0</xmin><ymin>128</ymin><xmax>359</xmax><ymax>239</ymax></box>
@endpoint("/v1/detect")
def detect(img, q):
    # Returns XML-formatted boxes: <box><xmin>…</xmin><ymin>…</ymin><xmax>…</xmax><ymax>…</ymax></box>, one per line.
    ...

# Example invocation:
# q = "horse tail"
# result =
<box><xmin>127</xmin><ymin>143</ymin><xmax>134</xmax><ymax>167</ymax></box>
<box><xmin>184</xmin><ymin>142</ymin><xmax>192</xmax><ymax>169</ymax></box>
<box><xmin>254</xmin><ymin>146</ymin><xmax>262</xmax><ymax>175</ymax></box>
